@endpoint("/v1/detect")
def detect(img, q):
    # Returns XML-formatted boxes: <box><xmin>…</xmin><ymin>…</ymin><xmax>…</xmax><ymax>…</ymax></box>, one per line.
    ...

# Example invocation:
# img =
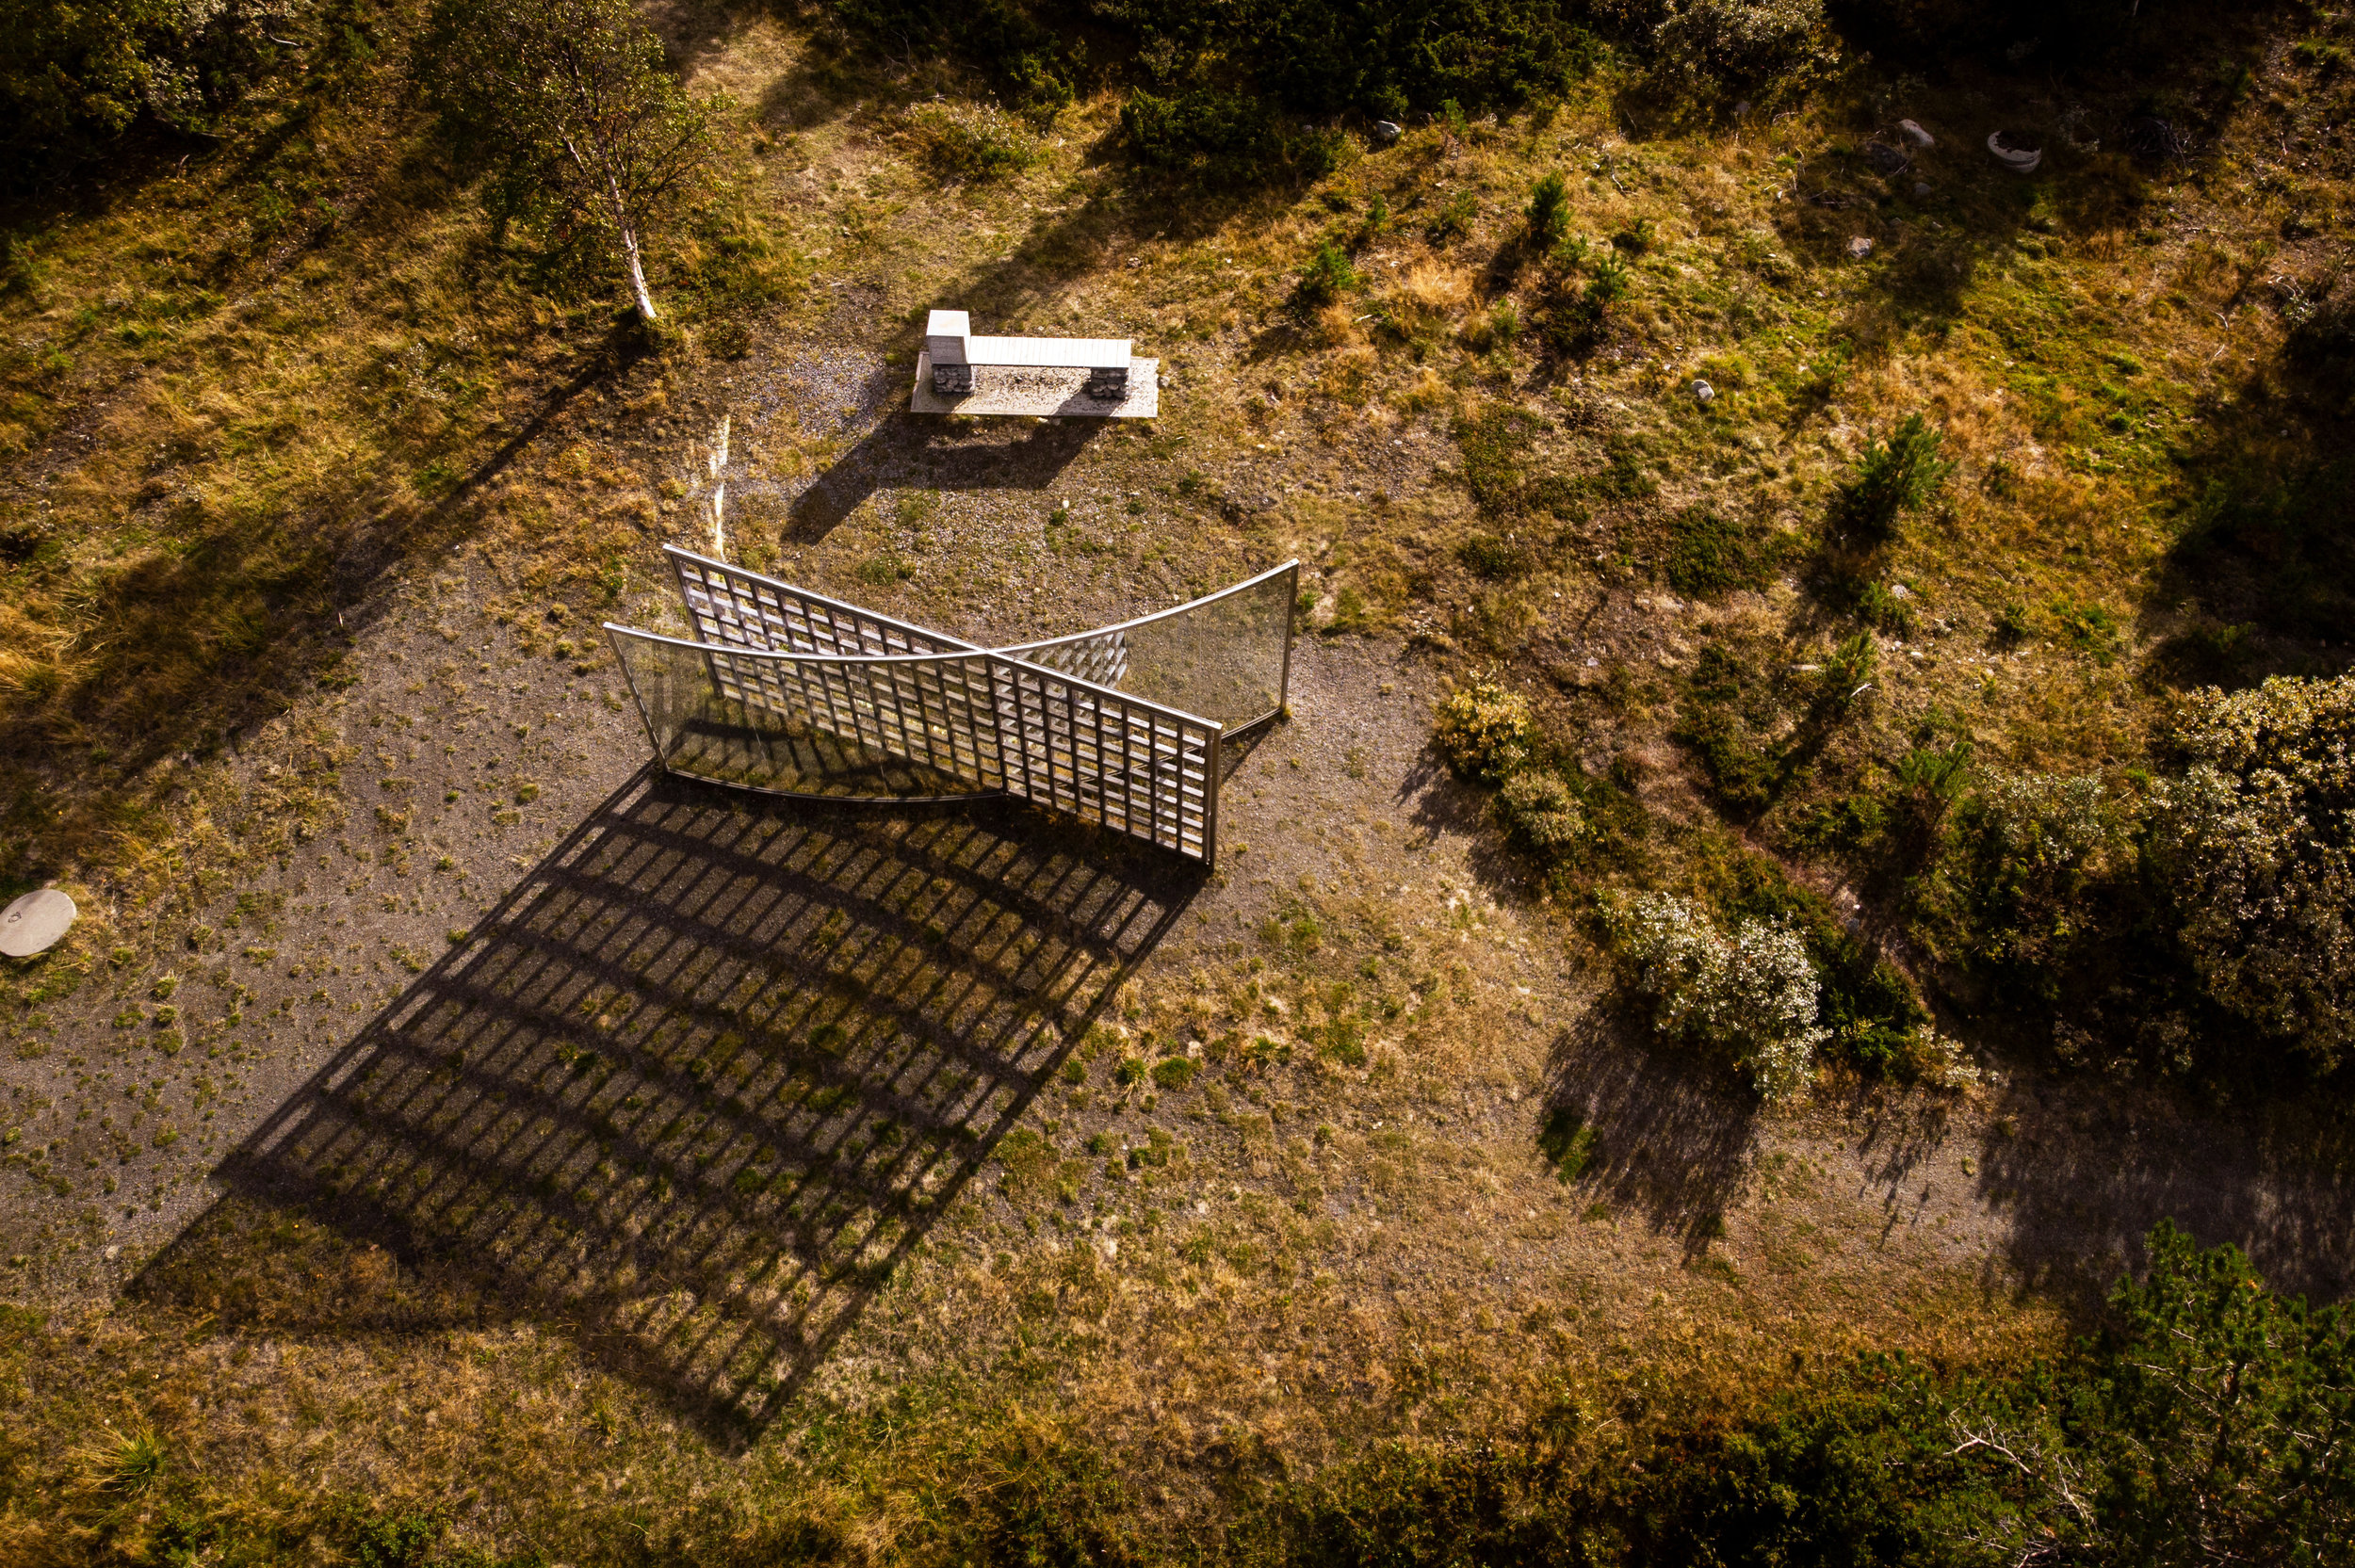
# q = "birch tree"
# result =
<box><xmin>426</xmin><ymin>0</ymin><xmax>715</xmax><ymax>322</ymax></box>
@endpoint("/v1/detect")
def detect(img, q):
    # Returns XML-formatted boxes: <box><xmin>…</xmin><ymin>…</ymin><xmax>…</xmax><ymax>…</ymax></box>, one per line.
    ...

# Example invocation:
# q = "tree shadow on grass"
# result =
<box><xmin>2138</xmin><ymin>337</ymin><xmax>2355</xmax><ymax>689</ymax></box>
<box><xmin>0</xmin><ymin>303</ymin><xmax>645</xmax><ymax>890</ymax></box>
<box><xmin>1970</xmin><ymin>1074</ymin><xmax>2355</xmax><ymax>1311</ymax></box>
<box><xmin>132</xmin><ymin>764</ymin><xmax>1204</xmax><ymax>1443</ymax></box>
<box><xmin>1544</xmin><ymin>1007</ymin><xmax>1758</xmax><ymax>1262</ymax></box>
<box><xmin>1761</xmin><ymin>1</ymin><xmax>2276</xmax><ymax>371</ymax></box>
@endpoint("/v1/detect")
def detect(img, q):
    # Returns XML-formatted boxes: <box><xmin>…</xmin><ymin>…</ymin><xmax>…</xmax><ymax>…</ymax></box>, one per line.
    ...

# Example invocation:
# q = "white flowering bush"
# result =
<box><xmin>1613</xmin><ymin>892</ymin><xmax>1827</xmax><ymax>1102</ymax></box>
<box><xmin>2150</xmin><ymin>674</ymin><xmax>2355</xmax><ymax>1071</ymax></box>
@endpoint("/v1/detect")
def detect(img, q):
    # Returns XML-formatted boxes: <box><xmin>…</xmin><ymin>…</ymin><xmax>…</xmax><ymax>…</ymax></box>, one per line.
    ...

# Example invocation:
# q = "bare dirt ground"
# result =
<box><xmin>7</xmin><ymin>327</ymin><xmax>2349</xmax><ymax>1482</ymax></box>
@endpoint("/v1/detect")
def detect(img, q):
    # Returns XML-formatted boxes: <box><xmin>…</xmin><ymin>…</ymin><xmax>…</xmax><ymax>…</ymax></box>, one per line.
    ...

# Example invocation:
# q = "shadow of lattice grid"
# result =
<box><xmin>149</xmin><ymin>766</ymin><xmax>1201</xmax><ymax>1435</ymax></box>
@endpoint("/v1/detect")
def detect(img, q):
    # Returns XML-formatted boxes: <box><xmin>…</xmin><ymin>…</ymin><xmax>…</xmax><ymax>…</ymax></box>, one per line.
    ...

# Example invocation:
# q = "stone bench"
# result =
<box><xmin>925</xmin><ymin>309</ymin><xmax>1132</xmax><ymax>399</ymax></box>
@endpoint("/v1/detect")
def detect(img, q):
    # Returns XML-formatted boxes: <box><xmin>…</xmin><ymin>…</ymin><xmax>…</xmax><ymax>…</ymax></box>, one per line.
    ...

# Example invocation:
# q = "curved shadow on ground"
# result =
<box><xmin>132</xmin><ymin>764</ymin><xmax>1205</xmax><ymax>1442</ymax></box>
<box><xmin>784</xmin><ymin>412</ymin><xmax>1104</xmax><ymax>541</ymax></box>
<box><xmin>1544</xmin><ymin>1007</ymin><xmax>1759</xmax><ymax>1261</ymax></box>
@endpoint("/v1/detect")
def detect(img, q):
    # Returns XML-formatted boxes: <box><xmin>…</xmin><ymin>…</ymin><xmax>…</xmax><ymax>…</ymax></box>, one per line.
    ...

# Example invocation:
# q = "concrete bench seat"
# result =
<box><xmin>926</xmin><ymin>309</ymin><xmax>1133</xmax><ymax>398</ymax></box>
<box><xmin>964</xmin><ymin>335</ymin><xmax>1131</xmax><ymax>371</ymax></box>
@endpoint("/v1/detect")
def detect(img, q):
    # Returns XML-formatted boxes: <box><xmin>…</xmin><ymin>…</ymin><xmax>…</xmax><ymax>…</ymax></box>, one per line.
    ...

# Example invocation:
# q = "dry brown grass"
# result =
<box><xmin>3</xmin><ymin>3</ymin><xmax>2351</xmax><ymax>1559</ymax></box>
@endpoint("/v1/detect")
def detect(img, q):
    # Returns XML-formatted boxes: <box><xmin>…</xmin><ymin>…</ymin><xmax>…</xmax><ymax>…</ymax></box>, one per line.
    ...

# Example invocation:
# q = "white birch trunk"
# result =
<box><xmin>563</xmin><ymin>131</ymin><xmax>660</xmax><ymax>322</ymax></box>
<box><xmin>618</xmin><ymin>220</ymin><xmax>658</xmax><ymax>322</ymax></box>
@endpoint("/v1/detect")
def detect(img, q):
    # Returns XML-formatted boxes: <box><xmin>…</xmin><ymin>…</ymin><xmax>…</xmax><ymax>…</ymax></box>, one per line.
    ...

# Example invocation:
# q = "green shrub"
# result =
<box><xmin>1856</xmin><ymin>580</ymin><xmax>1916</xmax><ymax>635</ymax></box>
<box><xmin>1648</xmin><ymin>0</ymin><xmax>1826</xmax><ymax>88</ymax></box>
<box><xmin>1831</xmin><ymin>413</ymin><xmax>1953</xmax><ymax>537</ymax></box>
<box><xmin>1280</xmin><ymin>1222</ymin><xmax>2355</xmax><ymax>1565</ymax></box>
<box><xmin>1454</xmin><ymin>403</ymin><xmax>1569</xmax><ymax>518</ymax></box>
<box><xmin>1293</xmin><ymin>242</ymin><xmax>1362</xmax><ymax>309</ymax></box>
<box><xmin>834</xmin><ymin>0</ymin><xmax>1079</xmax><ymax>111</ymax></box>
<box><xmin>1121</xmin><ymin>89</ymin><xmax>1341</xmax><ymax>180</ymax></box>
<box><xmin>1675</xmin><ymin>645</ymin><xmax>1783</xmax><ymax>818</ymax></box>
<box><xmin>1434</xmin><ymin>678</ymin><xmax>1535</xmax><ymax>784</ymax></box>
<box><xmin>907</xmin><ymin>101</ymin><xmax>1041</xmax><ymax>181</ymax></box>
<box><xmin>1664</xmin><ymin>506</ymin><xmax>1770</xmax><ymax>597</ymax></box>
<box><xmin>1524</xmin><ymin>171</ymin><xmax>1570</xmax><ymax>250</ymax></box>
<box><xmin>1</xmin><ymin>0</ymin><xmax>300</xmax><ymax>168</ymax></box>
<box><xmin>1819</xmin><ymin>630</ymin><xmax>1877</xmax><ymax>710</ymax></box>
<box><xmin>2052</xmin><ymin>595</ymin><xmax>2122</xmax><ymax>664</ymax></box>
<box><xmin>1542</xmin><ymin>251</ymin><xmax>1631</xmax><ymax>351</ymax></box>
<box><xmin>349</xmin><ymin>1510</ymin><xmax>442</xmax><ymax>1568</ymax></box>
<box><xmin>1426</xmin><ymin>189</ymin><xmax>1478</xmax><ymax>244</ymax></box>
<box><xmin>1890</xmin><ymin>739</ymin><xmax>1972</xmax><ymax>859</ymax></box>
<box><xmin>1587</xmin><ymin>251</ymin><xmax>1632</xmax><ymax>304</ymax></box>
<box><xmin>1497</xmin><ymin>770</ymin><xmax>1589</xmax><ymax>856</ymax></box>
<box><xmin>1915</xmin><ymin>770</ymin><xmax>2136</xmax><ymax>1033</ymax></box>
<box><xmin>915</xmin><ymin>1420</ymin><xmax>1143</xmax><ymax>1567</ymax></box>
<box><xmin>1456</xmin><ymin>532</ymin><xmax>1532</xmax><ymax>579</ymax></box>
<box><xmin>1707</xmin><ymin>851</ymin><xmax>1934</xmax><ymax>1081</ymax></box>
<box><xmin>1535</xmin><ymin>1107</ymin><xmax>1596</xmax><ymax>1179</ymax></box>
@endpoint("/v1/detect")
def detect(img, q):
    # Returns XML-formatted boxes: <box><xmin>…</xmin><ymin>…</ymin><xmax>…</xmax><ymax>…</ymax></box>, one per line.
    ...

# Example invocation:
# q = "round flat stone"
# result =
<box><xmin>0</xmin><ymin>889</ymin><xmax>76</xmax><ymax>958</ymax></box>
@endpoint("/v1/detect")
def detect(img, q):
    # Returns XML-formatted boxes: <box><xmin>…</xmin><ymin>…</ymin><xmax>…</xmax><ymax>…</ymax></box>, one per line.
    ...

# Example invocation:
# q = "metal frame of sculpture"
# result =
<box><xmin>603</xmin><ymin>551</ymin><xmax>1298</xmax><ymax>865</ymax></box>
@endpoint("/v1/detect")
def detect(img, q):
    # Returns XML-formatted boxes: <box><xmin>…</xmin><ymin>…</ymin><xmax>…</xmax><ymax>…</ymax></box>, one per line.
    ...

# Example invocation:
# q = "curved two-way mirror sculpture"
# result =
<box><xmin>604</xmin><ymin>550</ymin><xmax>1298</xmax><ymax>865</ymax></box>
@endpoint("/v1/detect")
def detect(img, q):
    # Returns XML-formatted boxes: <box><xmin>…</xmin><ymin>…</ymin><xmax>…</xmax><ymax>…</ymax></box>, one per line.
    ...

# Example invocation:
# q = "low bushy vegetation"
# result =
<box><xmin>1611</xmin><ymin>891</ymin><xmax>1826</xmax><ymax>1101</ymax></box>
<box><xmin>1662</xmin><ymin>506</ymin><xmax>1773</xmax><ymax>598</ymax></box>
<box><xmin>1291</xmin><ymin>243</ymin><xmax>1361</xmax><ymax>311</ymax></box>
<box><xmin>6</xmin><ymin>1226</ymin><xmax>2342</xmax><ymax>1564</ymax></box>
<box><xmin>2</xmin><ymin>0</ymin><xmax>341</xmax><ymax>170</ymax></box>
<box><xmin>1892</xmin><ymin>673</ymin><xmax>2355</xmax><ymax>1081</ymax></box>
<box><xmin>906</xmin><ymin>101</ymin><xmax>1043</xmax><ymax>182</ymax></box>
<box><xmin>1831</xmin><ymin>413</ymin><xmax>1954</xmax><ymax>539</ymax></box>
<box><xmin>832</xmin><ymin>0</ymin><xmax>1850</xmax><ymax>187</ymax></box>
<box><xmin>1433</xmin><ymin>675</ymin><xmax>1536</xmax><ymax>784</ymax></box>
<box><xmin>1486</xmin><ymin>668</ymin><xmax>2355</xmax><ymax>1095</ymax></box>
<box><xmin>1121</xmin><ymin>89</ymin><xmax>1345</xmax><ymax>181</ymax></box>
<box><xmin>2152</xmin><ymin>675</ymin><xmax>2355</xmax><ymax>1072</ymax></box>
<box><xmin>1645</xmin><ymin>0</ymin><xmax>1826</xmax><ymax>92</ymax></box>
<box><xmin>1278</xmin><ymin>1223</ymin><xmax>2355</xmax><ymax>1567</ymax></box>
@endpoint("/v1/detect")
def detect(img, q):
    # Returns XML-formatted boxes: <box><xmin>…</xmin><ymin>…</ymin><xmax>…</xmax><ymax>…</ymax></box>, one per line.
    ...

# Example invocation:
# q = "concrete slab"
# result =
<box><xmin>911</xmin><ymin>351</ymin><xmax>1160</xmax><ymax>418</ymax></box>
